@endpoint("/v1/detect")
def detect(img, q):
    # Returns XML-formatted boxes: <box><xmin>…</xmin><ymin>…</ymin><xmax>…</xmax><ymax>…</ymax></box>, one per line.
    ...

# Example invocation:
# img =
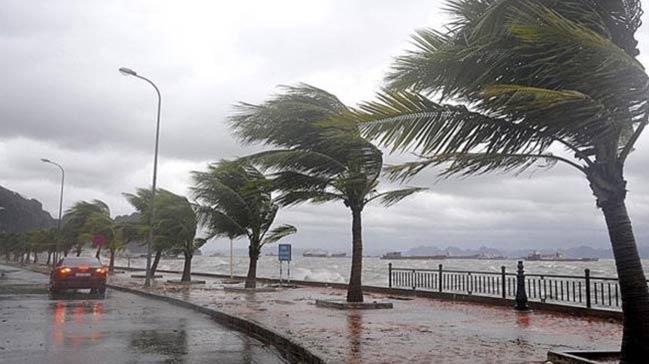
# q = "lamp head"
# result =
<box><xmin>119</xmin><ymin>67</ymin><xmax>137</xmax><ymax>76</ymax></box>
<box><xmin>41</xmin><ymin>158</ymin><xmax>51</xmax><ymax>163</ymax></box>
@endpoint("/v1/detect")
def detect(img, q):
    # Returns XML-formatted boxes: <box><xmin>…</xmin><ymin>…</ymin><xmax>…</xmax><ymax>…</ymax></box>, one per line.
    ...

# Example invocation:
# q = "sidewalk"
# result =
<box><xmin>108</xmin><ymin>270</ymin><xmax>622</xmax><ymax>364</ymax></box>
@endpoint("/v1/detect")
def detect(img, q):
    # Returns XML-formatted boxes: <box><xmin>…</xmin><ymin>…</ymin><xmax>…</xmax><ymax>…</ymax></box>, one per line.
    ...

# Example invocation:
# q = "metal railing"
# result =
<box><xmin>388</xmin><ymin>262</ymin><xmax>646</xmax><ymax>311</ymax></box>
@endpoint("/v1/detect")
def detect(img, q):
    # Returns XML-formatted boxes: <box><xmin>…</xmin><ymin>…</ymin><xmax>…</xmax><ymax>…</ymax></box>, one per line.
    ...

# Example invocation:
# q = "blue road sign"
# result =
<box><xmin>278</xmin><ymin>244</ymin><xmax>291</xmax><ymax>262</ymax></box>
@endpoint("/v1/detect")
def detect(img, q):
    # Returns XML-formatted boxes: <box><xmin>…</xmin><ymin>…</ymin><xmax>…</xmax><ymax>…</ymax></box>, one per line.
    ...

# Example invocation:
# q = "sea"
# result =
<box><xmin>114</xmin><ymin>255</ymin><xmax>649</xmax><ymax>286</ymax></box>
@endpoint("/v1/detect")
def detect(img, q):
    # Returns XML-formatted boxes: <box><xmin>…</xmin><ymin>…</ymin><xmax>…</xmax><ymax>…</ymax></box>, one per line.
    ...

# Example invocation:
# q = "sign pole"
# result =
<box><xmin>278</xmin><ymin>244</ymin><xmax>292</xmax><ymax>287</ymax></box>
<box><xmin>229</xmin><ymin>238</ymin><xmax>233</xmax><ymax>279</ymax></box>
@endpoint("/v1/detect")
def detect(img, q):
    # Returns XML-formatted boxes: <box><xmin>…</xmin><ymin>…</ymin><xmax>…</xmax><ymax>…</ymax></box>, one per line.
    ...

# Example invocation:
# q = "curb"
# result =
<box><xmin>107</xmin><ymin>283</ymin><xmax>325</xmax><ymax>364</ymax></box>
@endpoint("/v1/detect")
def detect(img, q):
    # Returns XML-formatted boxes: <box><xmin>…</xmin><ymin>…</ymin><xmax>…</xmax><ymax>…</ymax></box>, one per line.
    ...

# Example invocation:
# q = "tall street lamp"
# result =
<box><xmin>41</xmin><ymin>158</ymin><xmax>64</xmax><ymax>264</ymax></box>
<box><xmin>119</xmin><ymin>67</ymin><xmax>161</xmax><ymax>288</ymax></box>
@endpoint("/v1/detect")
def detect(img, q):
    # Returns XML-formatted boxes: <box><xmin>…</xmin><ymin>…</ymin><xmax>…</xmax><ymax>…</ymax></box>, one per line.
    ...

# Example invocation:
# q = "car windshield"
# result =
<box><xmin>60</xmin><ymin>257</ymin><xmax>101</xmax><ymax>267</ymax></box>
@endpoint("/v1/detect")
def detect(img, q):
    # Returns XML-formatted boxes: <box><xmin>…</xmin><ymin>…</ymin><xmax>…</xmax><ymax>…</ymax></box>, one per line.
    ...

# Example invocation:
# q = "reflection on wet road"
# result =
<box><xmin>0</xmin><ymin>264</ymin><xmax>286</xmax><ymax>364</ymax></box>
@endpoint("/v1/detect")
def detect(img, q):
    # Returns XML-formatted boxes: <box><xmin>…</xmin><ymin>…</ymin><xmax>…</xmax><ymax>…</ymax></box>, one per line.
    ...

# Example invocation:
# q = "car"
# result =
<box><xmin>49</xmin><ymin>257</ymin><xmax>108</xmax><ymax>297</ymax></box>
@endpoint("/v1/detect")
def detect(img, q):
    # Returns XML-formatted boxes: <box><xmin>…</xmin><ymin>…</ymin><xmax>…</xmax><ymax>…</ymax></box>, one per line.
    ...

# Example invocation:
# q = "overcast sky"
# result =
<box><xmin>2</xmin><ymin>0</ymin><xmax>649</xmax><ymax>253</ymax></box>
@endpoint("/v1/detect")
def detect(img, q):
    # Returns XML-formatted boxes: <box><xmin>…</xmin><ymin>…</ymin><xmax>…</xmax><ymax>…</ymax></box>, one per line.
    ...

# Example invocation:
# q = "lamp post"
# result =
<box><xmin>119</xmin><ymin>67</ymin><xmax>161</xmax><ymax>288</ymax></box>
<box><xmin>41</xmin><ymin>158</ymin><xmax>64</xmax><ymax>264</ymax></box>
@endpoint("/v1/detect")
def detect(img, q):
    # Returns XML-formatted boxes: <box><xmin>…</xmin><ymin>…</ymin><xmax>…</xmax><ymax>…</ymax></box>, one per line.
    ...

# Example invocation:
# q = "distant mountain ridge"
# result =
<box><xmin>0</xmin><ymin>185</ymin><xmax>55</xmax><ymax>233</ymax></box>
<box><xmin>401</xmin><ymin>245</ymin><xmax>649</xmax><ymax>259</ymax></box>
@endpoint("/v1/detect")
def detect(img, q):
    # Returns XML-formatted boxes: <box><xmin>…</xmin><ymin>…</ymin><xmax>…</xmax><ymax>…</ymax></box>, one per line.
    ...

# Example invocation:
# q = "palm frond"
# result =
<box><xmin>272</xmin><ymin>171</ymin><xmax>331</xmax><ymax>192</ymax></box>
<box><xmin>479</xmin><ymin>84</ymin><xmax>615</xmax><ymax>144</ymax></box>
<box><xmin>239</xmin><ymin>149</ymin><xmax>347</xmax><ymax>176</ymax></box>
<box><xmin>385</xmin><ymin>152</ymin><xmax>577</xmax><ymax>181</ymax></box>
<box><xmin>194</xmin><ymin>206</ymin><xmax>247</xmax><ymax>239</ymax></box>
<box><xmin>261</xmin><ymin>224</ymin><xmax>297</xmax><ymax>245</ymax></box>
<box><xmin>508</xmin><ymin>2</ymin><xmax>643</xmax><ymax>73</ymax></box>
<box><xmin>367</xmin><ymin>187</ymin><xmax>427</xmax><ymax>207</ymax></box>
<box><xmin>274</xmin><ymin>190</ymin><xmax>344</xmax><ymax>207</ymax></box>
<box><xmin>355</xmin><ymin>90</ymin><xmax>554</xmax><ymax>155</ymax></box>
<box><xmin>505</xmin><ymin>1</ymin><xmax>648</xmax><ymax>126</ymax></box>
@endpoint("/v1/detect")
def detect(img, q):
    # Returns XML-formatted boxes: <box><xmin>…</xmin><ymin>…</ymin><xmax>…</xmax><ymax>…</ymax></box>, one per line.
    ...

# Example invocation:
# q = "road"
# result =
<box><xmin>0</xmin><ymin>264</ymin><xmax>287</xmax><ymax>364</ymax></box>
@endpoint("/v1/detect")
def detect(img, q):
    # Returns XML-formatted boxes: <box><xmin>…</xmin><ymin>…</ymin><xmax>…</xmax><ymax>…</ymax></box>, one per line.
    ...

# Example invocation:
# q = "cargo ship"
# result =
<box><xmin>303</xmin><ymin>250</ymin><xmax>347</xmax><ymax>258</ymax></box>
<box><xmin>524</xmin><ymin>252</ymin><xmax>598</xmax><ymax>262</ymax></box>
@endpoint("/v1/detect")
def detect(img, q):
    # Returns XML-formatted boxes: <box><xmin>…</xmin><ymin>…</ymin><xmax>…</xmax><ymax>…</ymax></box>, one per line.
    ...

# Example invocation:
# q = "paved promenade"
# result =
<box><xmin>108</xmin><ymin>270</ymin><xmax>621</xmax><ymax>363</ymax></box>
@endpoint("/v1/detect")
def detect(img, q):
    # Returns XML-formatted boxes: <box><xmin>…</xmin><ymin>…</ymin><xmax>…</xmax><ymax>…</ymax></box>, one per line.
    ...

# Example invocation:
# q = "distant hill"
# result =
<box><xmin>0</xmin><ymin>185</ymin><xmax>55</xmax><ymax>233</ymax></box>
<box><xmin>401</xmin><ymin>244</ymin><xmax>649</xmax><ymax>259</ymax></box>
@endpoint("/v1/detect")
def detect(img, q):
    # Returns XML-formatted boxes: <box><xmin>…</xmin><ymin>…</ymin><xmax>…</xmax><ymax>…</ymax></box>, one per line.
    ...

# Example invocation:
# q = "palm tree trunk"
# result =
<box><xmin>601</xmin><ymin>200</ymin><xmax>649</xmax><ymax>362</ymax></box>
<box><xmin>109</xmin><ymin>249</ymin><xmax>115</xmax><ymax>272</ymax></box>
<box><xmin>245</xmin><ymin>245</ymin><xmax>259</xmax><ymax>288</ymax></box>
<box><xmin>46</xmin><ymin>251</ymin><xmax>52</xmax><ymax>265</ymax></box>
<box><xmin>347</xmin><ymin>208</ymin><xmax>363</xmax><ymax>303</ymax></box>
<box><xmin>181</xmin><ymin>251</ymin><xmax>192</xmax><ymax>282</ymax></box>
<box><xmin>32</xmin><ymin>250</ymin><xmax>38</xmax><ymax>264</ymax></box>
<box><xmin>95</xmin><ymin>246</ymin><xmax>101</xmax><ymax>260</ymax></box>
<box><xmin>150</xmin><ymin>249</ymin><xmax>162</xmax><ymax>276</ymax></box>
<box><xmin>76</xmin><ymin>244</ymin><xmax>82</xmax><ymax>256</ymax></box>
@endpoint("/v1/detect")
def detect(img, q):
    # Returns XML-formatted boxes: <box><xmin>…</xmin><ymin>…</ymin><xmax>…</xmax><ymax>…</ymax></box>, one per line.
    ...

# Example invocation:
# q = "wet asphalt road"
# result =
<box><xmin>0</xmin><ymin>264</ymin><xmax>287</xmax><ymax>364</ymax></box>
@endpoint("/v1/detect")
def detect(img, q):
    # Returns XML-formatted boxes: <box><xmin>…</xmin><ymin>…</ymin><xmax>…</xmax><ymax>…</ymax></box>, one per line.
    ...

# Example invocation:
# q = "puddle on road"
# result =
<box><xmin>0</xmin><ymin>284</ymin><xmax>48</xmax><ymax>295</ymax></box>
<box><xmin>129</xmin><ymin>322</ymin><xmax>189</xmax><ymax>361</ymax></box>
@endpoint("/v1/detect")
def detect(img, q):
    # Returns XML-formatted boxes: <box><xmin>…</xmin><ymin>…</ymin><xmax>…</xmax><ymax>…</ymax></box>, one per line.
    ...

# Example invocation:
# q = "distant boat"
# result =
<box><xmin>524</xmin><ymin>251</ymin><xmax>598</xmax><ymax>262</ymax></box>
<box><xmin>380</xmin><ymin>251</ymin><xmax>447</xmax><ymax>260</ymax></box>
<box><xmin>302</xmin><ymin>250</ymin><xmax>346</xmax><ymax>258</ymax></box>
<box><xmin>303</xmin><ymin>250</ymin><xmax>329</xmax><ymax>258</ymax></box>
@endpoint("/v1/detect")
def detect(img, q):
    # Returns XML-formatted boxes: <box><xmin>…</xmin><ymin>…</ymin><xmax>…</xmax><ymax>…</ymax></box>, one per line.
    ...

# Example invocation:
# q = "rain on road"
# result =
<box><xmin>0</xmin><ymin>264</ymin><xmax>286</xmax><ymax>364</ymax></box>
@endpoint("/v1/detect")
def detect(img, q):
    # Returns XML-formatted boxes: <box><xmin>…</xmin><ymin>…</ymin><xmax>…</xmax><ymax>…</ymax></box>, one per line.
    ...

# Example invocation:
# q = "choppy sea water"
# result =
<box><xmin>114</xmin><ymin>255</ymin><xmax>649</xmax><ymax>287</ymax></box>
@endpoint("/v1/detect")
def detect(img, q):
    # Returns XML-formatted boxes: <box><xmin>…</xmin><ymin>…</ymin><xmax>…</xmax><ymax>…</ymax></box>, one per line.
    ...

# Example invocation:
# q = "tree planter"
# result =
<box><xmin>315</xmin><ymin>299</ymin><xmax>393</xmax><ymax>310</ymax></box>
<box><xmin>547</xmin><ymin>350</ymin><xmax>620</xmax><ymax>364</ymax></box>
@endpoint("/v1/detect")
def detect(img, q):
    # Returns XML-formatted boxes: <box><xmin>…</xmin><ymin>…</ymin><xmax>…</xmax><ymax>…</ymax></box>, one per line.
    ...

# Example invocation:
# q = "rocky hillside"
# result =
<box><xmin>0</xmin><ymin>185</ymin><xmax>55</xmax><ymax>233</ymax></box>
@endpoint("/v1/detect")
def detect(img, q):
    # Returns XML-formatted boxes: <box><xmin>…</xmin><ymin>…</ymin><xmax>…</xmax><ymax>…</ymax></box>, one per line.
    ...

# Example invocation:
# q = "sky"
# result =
<box><xmin>2</xmin><ymin>0</ymin><xmax>649</xmax><ymax>253</ymax></box>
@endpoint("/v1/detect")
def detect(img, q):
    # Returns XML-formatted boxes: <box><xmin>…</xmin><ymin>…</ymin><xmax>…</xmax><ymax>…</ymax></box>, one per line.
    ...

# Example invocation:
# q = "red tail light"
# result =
<box><xmin>57</xmin><ymin>267</ymin><xmax>72</xmax><ymax>275</ymax></box>
<box><xmin>95</xmin><ymin>267</ymin><xmax>107</xmax><ymax>275</ymax></box>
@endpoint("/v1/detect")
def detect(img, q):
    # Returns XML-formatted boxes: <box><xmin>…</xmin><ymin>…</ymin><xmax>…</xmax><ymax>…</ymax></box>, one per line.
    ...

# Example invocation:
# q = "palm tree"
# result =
<box><xmin>191</xmin><ymin>160</ymin><xmax>297</xmax><ymax>288</ymax></box>
<box><xmin>352</xmin><ymin>0</ymin><xmax>648</xmax><ymax>360</ymax></box>
<box><xmin>124</xmin><ymin>188</ymin><xmax>203</xmax><ymax>280</ymax></box>
<box><xmin>124</xmin><ymin>188</ymin><xmax>173</xmax><ymax>276</ymax></box>
<box><xmin>229</xmin><ymin>85</ymin><xmax>424</xmax><ymax>302</ymax></box>
<box><xmin>63</xmin><ymin>200</ymin><xmax>111</xmax><ymax>258</ymax></box>
<box><xmin>26</xmin><ymin>228</ymin><xmax>58</xmax><ymax>265</ymax></box>
<box><xmin>64</xmin><ymin>200</ymin><xmax>131</xmax><ymax>271</ymax></box>
<box><xmin>152</xmin><ymin>190</ymin><xmax>202</xmax><ymax>282</ymax></box>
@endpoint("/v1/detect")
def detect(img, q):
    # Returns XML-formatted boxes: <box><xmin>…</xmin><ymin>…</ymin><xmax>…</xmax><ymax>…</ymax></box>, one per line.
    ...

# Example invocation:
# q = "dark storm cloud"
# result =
<box><xmin>2</xmin><ymin>0</ymin><xmax>649</xmax><ymax>252</ymax></box>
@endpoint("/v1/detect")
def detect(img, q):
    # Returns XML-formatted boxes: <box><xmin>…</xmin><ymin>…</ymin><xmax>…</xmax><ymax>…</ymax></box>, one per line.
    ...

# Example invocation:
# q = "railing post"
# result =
<box><xmin>438</xmin><ymin>264</ymin><xmax>443</xmax><ymax>293</ymax></box>
<box><xmin>515</xmin><ymin>260</ymin><xmax>528</xmax><ymax>310</ymax></box>
<box><xmin>412</xmin><ymin>269</ymin><xmax>416</xmax><ymax>290</ymax></box>
<box><xmin>467</xmin><ymin>272</ymin><xmax>472</xmax><ymax>294</ymax></box>
<box><xmin>585</xmin><ymin>268</ymin><xmax>591</xmax><ymax>309</ymax></box>
<box><xmin>501</xmin><ymin>266</ymin><xmax>506</xmax><ymax>299</ymax></box>
<box><xmin>388</xmin><ymin>263</ymin><xmax>392</xmax><ymax>288</ymax></box>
